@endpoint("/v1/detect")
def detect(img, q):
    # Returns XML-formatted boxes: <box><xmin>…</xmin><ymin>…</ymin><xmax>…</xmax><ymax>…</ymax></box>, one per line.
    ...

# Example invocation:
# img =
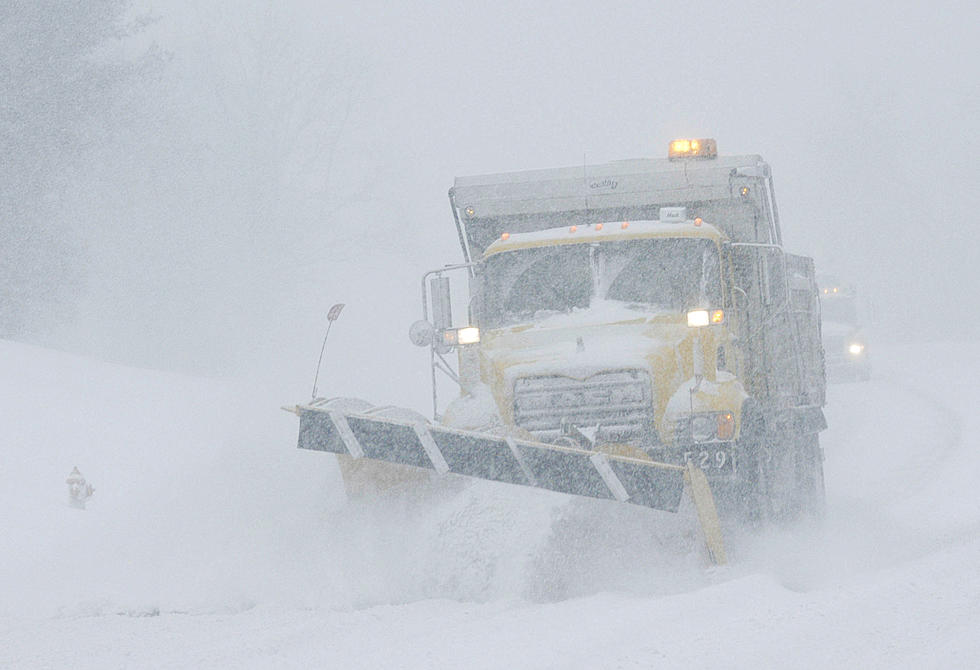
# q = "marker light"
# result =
<box><xmin>457</xmin><ymin>326</ymin><xmax>481</xmax><ymax>345</ymax></box>
<box><xmin>500</xmin><ymin>232</ymin><xmax>510</xmax><ymax>240</ymax></box>
<box><xmin>739</xmin><ymin>186</ymin><xmax>750</xmax><ymax>197</ymax></box>
<box><xmin>717</xmin><ymin>412</ymin><xmax>735</xmax><ymax>440</ymax></box>
<box><xmin>687</xmin><ymin>309</ymin><xmax>710</xmax><ymax>327</ymax></box>
<box><xmin>848</xmin><ymin>342</ymin><xmax>864</xmax><ymax>355</ymax></box>
<box><xmin>694</xmin><ymin>217</ymin><xmax>703</xmax><ymax>226</ymax></box>
<box><xmin>464</xmin><ymin>206</ymin><xmax>475</xmax><ymax>216</ymax></box>
<box><xmin>668</xmin><ymin>138</ymin><xmax>718</xmax><ymax>160</ymax></box>
<box><xmin>569</xmin><ymin>225</ymin><xmax>578</xmax><ymax>233</ymax></box>
<box><xmin>621</xmin><ymin>222</ymin><xmax>629</xmax><ymax>229</ymax></box>
<box><xmin>711</xmin><ymin>309</ymin><xmax>725</xmax><ymax>324</ymax></box>
<box><xmin>595</xmin><ymin>223</ymin><xmax>603</xmax><ymax>231</ymax></box>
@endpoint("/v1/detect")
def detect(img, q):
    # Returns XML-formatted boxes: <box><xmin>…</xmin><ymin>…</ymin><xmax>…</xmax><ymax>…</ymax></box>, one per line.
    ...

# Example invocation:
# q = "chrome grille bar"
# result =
<box><xmin>513</xmin><ymin>369</ymin><xmax>654</xmax><ymax>440</ymax></box>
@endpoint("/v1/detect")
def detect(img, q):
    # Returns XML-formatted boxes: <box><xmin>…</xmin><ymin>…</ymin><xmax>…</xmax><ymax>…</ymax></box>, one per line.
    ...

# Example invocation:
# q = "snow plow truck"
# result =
<box><xmin>285</xmin><ymin>139</ymin><xmax>828</xmax><ymax>565</ymax></box>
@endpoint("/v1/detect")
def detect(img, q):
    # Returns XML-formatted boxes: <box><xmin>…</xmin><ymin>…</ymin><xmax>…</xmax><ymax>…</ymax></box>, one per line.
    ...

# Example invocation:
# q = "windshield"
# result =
<box><xmin>480</xmin><ymin>238</ymin><xmax>722</xmax><ymax>329</ymax></box>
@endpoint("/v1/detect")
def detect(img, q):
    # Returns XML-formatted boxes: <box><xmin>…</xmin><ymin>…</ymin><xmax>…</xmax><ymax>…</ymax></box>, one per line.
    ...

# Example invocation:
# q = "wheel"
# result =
<box><xmin>733</xmin><ymin>402</ymin><xmax>774</xmax><ymax>524</ymax></box>
<box><xmin>792</xmin><ymin>432</ymin><xmax>826</xmax><ymax>519</ymax></box>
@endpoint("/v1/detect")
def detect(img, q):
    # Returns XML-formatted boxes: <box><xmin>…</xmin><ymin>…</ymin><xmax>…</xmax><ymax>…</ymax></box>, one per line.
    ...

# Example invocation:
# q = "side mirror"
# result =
<box><xmin>430</xmin><ymin>276</ymin><xmax>452</xmax><ymax>331</ymax></box>
<box><xmin>408</xmin><ymin>320</ymin><xmax>435</xmax><ymax>347</ymax></box>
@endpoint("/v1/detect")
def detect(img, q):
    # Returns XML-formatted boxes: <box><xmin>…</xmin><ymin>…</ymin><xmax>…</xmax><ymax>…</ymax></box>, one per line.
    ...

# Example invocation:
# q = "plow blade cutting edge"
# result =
<box><xmin>284</xmin><ymin>403</ymin><xmax>726</xmax><ymax>565</ymax></box>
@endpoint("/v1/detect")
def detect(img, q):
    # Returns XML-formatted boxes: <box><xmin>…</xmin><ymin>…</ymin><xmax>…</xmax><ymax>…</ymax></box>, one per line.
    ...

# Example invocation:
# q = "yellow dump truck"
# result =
<box><xmin>287</xmin><ymin>140</ymin><xmax>827</xmax><ymax>562</ymax></box>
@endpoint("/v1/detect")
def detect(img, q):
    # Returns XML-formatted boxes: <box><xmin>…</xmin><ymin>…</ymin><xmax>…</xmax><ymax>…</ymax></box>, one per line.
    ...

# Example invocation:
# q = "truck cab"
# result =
<box><xmin>448</xmin><ymin>216</ymin><xmax>744</xmax><ymax>468</ymax></box>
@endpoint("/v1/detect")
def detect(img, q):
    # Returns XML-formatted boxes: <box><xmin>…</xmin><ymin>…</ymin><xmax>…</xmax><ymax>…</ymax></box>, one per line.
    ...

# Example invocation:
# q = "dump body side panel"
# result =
<box><xmin>451</xmin><ymin>155</ymin><xmax>778</xmax><ymax>259</ymax></box>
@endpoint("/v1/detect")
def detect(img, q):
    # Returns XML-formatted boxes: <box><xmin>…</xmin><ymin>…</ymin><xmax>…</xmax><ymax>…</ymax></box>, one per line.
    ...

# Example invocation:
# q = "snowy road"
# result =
<box><xmin>2</xmin><ymin>340</ymin><xmax>978</xmax><ymax>668</ymax></box>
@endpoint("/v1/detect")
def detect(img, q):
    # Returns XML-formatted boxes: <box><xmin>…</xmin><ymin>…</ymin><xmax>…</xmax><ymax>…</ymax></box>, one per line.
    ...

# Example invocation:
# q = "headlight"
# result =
<box><xmin>687</xmin><ymin>309</ymin><xmax>723</xmax><ymax>327</ymax></box>
<box><xmin>691</xmin><ymin>415</ymin><xmax>715</xmax><ymax>441</ymax></box>
<box><xmin>457</xmin><ymin>326</ymin><xmax>480</xmax><ymax>345</ymax></box>
<box><xmin>687</xmin><ymin>310</ymin><xmax>709</xmax><ymax>327</ymax></box>
<box><xmin>848</xmin><ymin>342</ymin><xmax>864</xmax><ymax>355</ymax></box>
<box><xmin>681</xmin><ymin>412</ymin><xmax>735</xmax><ymax>443</ymax></box>
<box><xmin>441</xmin><ymin>326</ymin><xmax>481</xmax><ymax>347</ymax></box>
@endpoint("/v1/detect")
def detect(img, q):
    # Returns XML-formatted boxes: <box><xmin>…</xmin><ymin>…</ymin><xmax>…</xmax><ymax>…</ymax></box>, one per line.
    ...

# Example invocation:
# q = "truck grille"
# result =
<box><xmin>513</xmin><ymin>369</ymin><xmax>655</xmax><ymax>443</ymax></box>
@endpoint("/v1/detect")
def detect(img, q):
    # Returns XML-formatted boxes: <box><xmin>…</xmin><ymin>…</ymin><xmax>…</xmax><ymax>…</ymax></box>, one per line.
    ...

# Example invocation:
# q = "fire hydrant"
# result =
<box><xmin>66</xmin><ymin>466</ymin><xmax>95</xmax><ymax>509</ymax></box>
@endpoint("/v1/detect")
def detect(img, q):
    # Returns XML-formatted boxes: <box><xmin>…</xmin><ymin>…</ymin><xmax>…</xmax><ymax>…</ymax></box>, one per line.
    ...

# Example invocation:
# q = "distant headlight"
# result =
<box><xmin>848</xmin><ymin>342</ymin><xmax>865</xmax><ymax>355</ymax></box>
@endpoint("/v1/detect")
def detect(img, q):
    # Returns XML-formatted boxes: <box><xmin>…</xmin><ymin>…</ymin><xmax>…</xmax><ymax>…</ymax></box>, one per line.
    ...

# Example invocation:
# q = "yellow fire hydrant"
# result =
<box><xmin>66</xmin><ymin>466</ymin><xmax>95</xmax><ymax>510</ymax></box>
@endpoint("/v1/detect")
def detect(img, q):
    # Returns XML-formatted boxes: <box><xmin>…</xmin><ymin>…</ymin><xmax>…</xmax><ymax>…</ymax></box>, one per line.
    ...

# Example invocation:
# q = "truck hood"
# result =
<box><xmin>481</xmin><ymin>303</ymin><xmax>688</xmax><ymax>388</ymax></box>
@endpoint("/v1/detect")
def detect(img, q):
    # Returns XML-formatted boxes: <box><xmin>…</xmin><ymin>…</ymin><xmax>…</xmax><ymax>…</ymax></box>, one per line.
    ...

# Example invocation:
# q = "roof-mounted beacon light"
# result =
<box><xmin>668</xmin><ymin>138</ymin><xmax>718</xmax><ymax>160</ymax></box>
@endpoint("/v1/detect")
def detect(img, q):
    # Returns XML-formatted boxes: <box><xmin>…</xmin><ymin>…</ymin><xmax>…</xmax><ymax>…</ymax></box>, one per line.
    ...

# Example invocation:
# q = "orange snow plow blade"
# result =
<box><xmin>283</xmin><ymin>401</ymin><xmax>726</xmax><ymax>564</ymax></box>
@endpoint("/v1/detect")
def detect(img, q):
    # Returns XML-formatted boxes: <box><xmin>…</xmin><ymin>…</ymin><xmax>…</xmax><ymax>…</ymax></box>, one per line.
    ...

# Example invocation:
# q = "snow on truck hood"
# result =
<box><xmin>482</xmin><ymin>302</ymin><xmax>687</xmax><ymax>386</ymax></box>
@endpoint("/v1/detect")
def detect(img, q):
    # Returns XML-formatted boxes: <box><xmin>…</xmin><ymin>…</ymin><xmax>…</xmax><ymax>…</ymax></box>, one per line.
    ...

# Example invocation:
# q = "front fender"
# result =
<box><xmin>662</xmin><ymin>372</ymin><xmax>750</xmax><ymax>446</ymax></box>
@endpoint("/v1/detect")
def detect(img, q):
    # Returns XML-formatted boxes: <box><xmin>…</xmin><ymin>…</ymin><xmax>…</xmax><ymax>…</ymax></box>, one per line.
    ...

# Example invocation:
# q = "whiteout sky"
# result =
<box><xmin>52</xmin><ymin>0</ymin><xmax>978</xmax><ymax>406</ymax></box>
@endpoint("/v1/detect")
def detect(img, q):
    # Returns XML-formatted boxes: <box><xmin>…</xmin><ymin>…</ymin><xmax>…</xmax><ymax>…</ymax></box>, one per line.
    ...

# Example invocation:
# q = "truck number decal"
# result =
<box><xmin>683</xmin><ymin>449</ymin><xmax>730</xmax><ymax>470</ymax></box>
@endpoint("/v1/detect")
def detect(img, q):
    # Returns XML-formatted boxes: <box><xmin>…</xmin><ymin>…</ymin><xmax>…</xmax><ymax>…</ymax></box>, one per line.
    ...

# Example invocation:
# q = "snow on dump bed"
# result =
<box><xmin>2</xmin><ymin>338</ymin><xmax>980</xmax><ymax>668</ymax></box>
<box><xmin>484</xmin><ymin>219</ymin><xmax>723</xmax><ymax>256</ymax></box>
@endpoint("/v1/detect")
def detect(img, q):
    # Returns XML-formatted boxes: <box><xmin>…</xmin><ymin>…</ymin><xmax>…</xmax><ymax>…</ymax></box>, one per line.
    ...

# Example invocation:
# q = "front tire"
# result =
<box><xmin>792</xmin><ymin>432</ymin><xmax>826</xmax><ymax>520</ymax></box>
<box><xmin>734</xmin><ymin>402</ymin><xmax>773</xmax><ymax>524</ymax></box>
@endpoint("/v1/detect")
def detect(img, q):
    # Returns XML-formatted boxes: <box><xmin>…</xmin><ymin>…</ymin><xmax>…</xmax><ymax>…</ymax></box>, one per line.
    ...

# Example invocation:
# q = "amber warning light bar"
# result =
<box><xmin>668</xmin><ymin>138</ymin><xmax>718</xmax><ymax>160</ymax></box>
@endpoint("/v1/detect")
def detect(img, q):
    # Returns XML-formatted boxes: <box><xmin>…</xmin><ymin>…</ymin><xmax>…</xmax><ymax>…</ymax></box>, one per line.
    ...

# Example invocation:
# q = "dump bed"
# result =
<box><xmin>450</xmin><ymin>154</ymin><xmax>781</xmax><ymax>258</ymax></box>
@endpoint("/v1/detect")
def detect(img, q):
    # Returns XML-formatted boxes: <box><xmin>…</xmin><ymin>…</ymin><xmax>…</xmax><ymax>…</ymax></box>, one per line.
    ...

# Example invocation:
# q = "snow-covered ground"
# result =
<box><xmin>2</xmin><ymin>339</ymin><xmax>978</xmax><ymax>668</ymax></box>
